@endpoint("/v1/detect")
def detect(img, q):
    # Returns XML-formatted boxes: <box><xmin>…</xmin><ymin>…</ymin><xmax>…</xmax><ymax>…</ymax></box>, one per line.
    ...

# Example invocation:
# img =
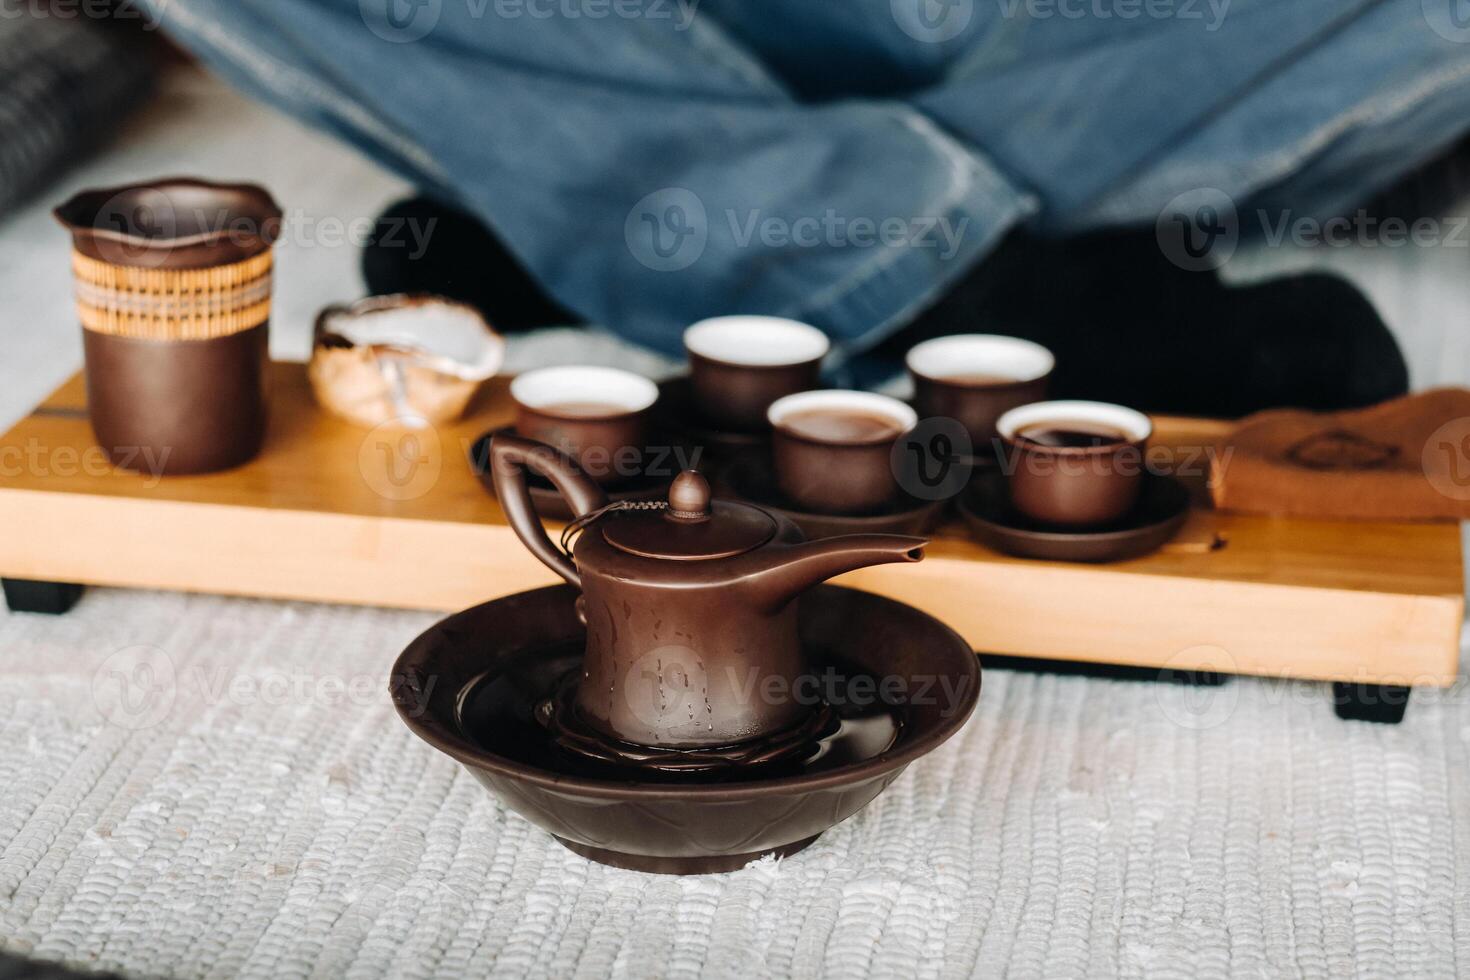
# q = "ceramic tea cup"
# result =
<box><xmin>684</xmin><ymin>316</ymin><xmax>830</xmax><ymax>431</ymax></box>
<box><xmin>510</xmin><ymin>366</ymin><xmax>659</xmax><ymax>485</ymax></box>
<box><xmin>997</xmin><ymin>400</ymin><xmax>1153</xmax><ymax>527</ymax></box>
<box><xmin>768</xmin><ymin>390</ymin><xmax>919</xmax><ymax>515</ymax></box>
<box><xmin>907</xmin><ymin>334</ymin><xmax>1054</xmax><ymax>451</ymax></box>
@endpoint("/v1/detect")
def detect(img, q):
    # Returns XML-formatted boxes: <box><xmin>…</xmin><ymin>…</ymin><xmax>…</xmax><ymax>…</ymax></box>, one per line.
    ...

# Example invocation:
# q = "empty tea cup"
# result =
<box><xmin>684</xmin><ymin>315</ymin><xmax>830</xmax><ymax>431</ymax></box>
<box><xmin>907</xmin><ymin>334</ymin><xmax>1054</xmax><ymax>450</ymax></box>
<box><xmin>768</xmin><ymin>390</ymin><xmax>918</xmax><ymax>515</ymax></box>
<box><xmin>997</xmin><ymin>400</ymin><xmax>1152</xmax><ymax>527</ymax></box>
<box><xmin>509</xmin><ymin>366</ymin><xmax>659</xmax><ymax>484</ymax></box>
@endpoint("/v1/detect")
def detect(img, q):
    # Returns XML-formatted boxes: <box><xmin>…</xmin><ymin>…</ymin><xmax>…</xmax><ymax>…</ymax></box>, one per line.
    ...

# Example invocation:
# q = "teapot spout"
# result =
<box><xmin>749</xmin><ymin>534</ymin><xmax>926</xmax><ymax>612</ymax></box>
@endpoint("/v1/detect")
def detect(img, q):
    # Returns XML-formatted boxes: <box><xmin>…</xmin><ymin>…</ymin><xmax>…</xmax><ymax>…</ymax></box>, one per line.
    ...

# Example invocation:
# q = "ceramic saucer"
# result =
<box><xmin>721</xmin><ymin>455</ymin><xmax>948</xmax><ymax>538</ymax></box>
<box><xmin>391</xmin><ymin>584</ymin><xmax>979</xmax><ymax>875</ymax></box>
<box><xmin>654</xmin><ymin>376</ymin><xmax>770</xmax><ymax>460</ymax></box>
<box><xmin>468</xmin><ymin>429</ymin><xmax>671</xmax><ymax>521</ymax></box>
<box><xmin>958</xmin><ymin>471</ymin><xmax>1190</xmax><ymax>563</ymax></box>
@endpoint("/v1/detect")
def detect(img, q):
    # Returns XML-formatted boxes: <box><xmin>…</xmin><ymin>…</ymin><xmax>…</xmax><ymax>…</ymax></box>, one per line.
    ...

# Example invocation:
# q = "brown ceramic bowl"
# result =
<box><xmin>768</xmin><ymin>390</ymin><xmax>918</xmax><ymax>515</ymax></box>
<box><xmin>997</xmin><ymin>400</ymin><xmax>1153</xmax><ymax>527</ymax></box>
<box><xmin>391</xmin><ymin>584</ymin><xmax>979</xmax><ymax>874</ymax></box>
<box><xmin>509</xmin><ymin>365</ymin><xmax>660</xmax><ymax>485</ymax></box>
<box><xmin>684</xmin><ymin>316</ymin><xmax>829</xmax><ymax>432</ymax></box>
<box><xmin>907</xmin><ymin>335</ymin><xmax>1054</xmax><ymax>452</ymax></box>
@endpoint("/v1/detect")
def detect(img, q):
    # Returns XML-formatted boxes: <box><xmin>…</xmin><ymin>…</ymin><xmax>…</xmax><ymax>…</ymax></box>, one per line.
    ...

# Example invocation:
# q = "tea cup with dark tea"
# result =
<box><xmin>684</xmin><ymin>315</ymin><xmax>830</xmax><ymax>431</ymax></box>
<box><xmin>907</xmin><ymin>334</ymin><xmax>1054</xmax><ymax>450</ymax></box>
<box><xmin>997</xmin><ymin>400</ymin><xmax>1153</xmax><ymax>527</ymax></box>
<box><xmin>768</xmin><ymin>390</ymin><xmax>918</xmax><ymax>514</ymax></box>
<box><xmin>510</xmin><ymin>366</ymin><xmax>660</xmax><ymax>484</ymax></box>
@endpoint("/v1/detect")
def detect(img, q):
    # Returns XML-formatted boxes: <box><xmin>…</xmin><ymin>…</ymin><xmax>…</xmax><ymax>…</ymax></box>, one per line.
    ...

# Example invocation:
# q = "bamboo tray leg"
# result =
<box><xmin>1332</xmin><ymin>683</ymin><xmax>1411</xmax><ymax>724</ymax></box>
<box><xmin>982</xmin><ymin>655</ymin><xmax>1415</xmax><ymax>725</ymax></box>
<box><xmin>2</xmin><ymin>578</ymin><xmax>85</xmax><ymax>615</ymax></box>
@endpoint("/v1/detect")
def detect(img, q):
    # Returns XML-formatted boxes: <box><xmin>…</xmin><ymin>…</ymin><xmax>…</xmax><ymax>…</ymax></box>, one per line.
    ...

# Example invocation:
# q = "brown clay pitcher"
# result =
<box><xmin>54</xmin><ymin>177</ymin><xmax>283</xmax><ymax>475</ymax></box>
<box><xmin>491</xmin><ymin>434</ymin><xmax>927</xmax><ymax>751</ymax></box>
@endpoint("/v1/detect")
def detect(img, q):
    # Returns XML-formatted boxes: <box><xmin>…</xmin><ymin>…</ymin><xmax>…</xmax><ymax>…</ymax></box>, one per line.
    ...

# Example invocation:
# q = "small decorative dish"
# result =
<box><xmin>309</xmin><ymin>293</ymin><xmax>503</xmax><ymax>428</ymax></box>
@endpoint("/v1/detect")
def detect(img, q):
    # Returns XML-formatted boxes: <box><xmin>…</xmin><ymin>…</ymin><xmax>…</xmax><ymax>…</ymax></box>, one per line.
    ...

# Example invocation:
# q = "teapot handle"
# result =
<box><xmin>490</xmin><ymin>434</ymin><xmax>608</xmax><ymax>589</ymax></box>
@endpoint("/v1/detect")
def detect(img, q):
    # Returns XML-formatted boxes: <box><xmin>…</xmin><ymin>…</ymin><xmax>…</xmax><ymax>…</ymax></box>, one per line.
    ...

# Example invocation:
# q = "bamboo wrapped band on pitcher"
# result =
<box><xmin>71</xmin><ymin>249</ymin><xmax>274</xmax><ymax>341</ymax></box>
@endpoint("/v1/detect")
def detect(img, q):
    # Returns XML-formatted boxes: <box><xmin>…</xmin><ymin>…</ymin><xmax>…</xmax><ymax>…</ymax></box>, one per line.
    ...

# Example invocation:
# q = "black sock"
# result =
<box><xmin>362</xmin><ymin>197</ymin><xmax>581</xmax><ymax>332</ymax></box>
<box><xmin>875</xmin><ymin>228</ymin><xmax>1408</xmax><ymax>418</ymax></box>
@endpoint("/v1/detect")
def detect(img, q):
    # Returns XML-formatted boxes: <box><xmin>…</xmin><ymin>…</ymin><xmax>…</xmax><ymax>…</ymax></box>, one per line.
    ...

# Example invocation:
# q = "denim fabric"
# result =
<box><xmin>141</xmin><ymin>0</ymin><xmax>1470</xmax><ymax>358</ymax></box>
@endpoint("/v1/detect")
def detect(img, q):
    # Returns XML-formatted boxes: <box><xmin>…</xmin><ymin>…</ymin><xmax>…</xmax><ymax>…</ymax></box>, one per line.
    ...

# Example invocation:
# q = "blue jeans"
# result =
<box><xmin>143</xmin><ymin>0</ymin><xmax>1470</xmax><ymax>361</ymax></box>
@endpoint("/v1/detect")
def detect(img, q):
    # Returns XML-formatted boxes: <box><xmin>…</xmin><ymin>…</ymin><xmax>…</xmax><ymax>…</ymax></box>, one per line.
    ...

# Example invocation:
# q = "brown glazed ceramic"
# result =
<box><xmin>768</xmin><ymin>391</ymin><xmax>919</xmax><ymax>515</ymax></box>
<box><xmin>390</xmin><ymin>583</ymin><xmax>980</xmax><ymax>873</ymax></box>
<box><xmin>721</xmin><ymin>454</ymin><xmax>948</xmax><ymax>539</ymax></box>
<box><xmin>490</xmin><ymin>434</ymin><xmax>926</xmax><ymax>751</ymax></box>
<box><xmin>468</xmin><ymin>429</ymin><xmax>670</xmax><ymax>521</ymax></box>
<box><xmin>83</xmin><ymin>326</ymin><xmax>269</xmax><ymax>475</ymax></box>
<box><xmin>55</xmin><ymin>177</ymin><xmax>283</xmax><ymax>476</ymax></box>
<box><xmin>509</xmin><ymin>366</ymin><xmax>659</xmax><ymax>486</ymax></box>
<box><xmin>907</xmin><ymin>335</ymin><xmax>1054</xmax><ymax>451</ymax></box>
<box><xmin>959</xmin><ymin>470</ymin><xmax>1190</xmax><ymax>563</ymax></box>
<box><xmin>684</xmin><ymin>316</ymin><xmax>829</xmax><ymax>432</ymax></box>
<box><xmin>688</xmin><ymin>354</ymin><xmax>823</xmax><ymax>431</ymax></box>
<box><xmin>54</xmin><ymin>177</ymin><xmax>283</xmax><ymax>269</ymax></box>
<box><xmin>655</xmin><ymin>377</ymin><xmax>771</xmax><ymax>462</ymax></box>
<box><xmin>998</xmin><ymin>400</ymin><xmax>1154</xmax><ymax>528</ymax></box>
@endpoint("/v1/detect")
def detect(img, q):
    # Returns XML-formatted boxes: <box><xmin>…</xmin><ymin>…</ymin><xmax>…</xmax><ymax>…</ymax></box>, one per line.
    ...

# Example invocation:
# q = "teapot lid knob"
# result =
<box><xmin>602</xmin><ymin>468</ymin><xmax>776</xmax><ymax>559</ymax></box>
<box><xmin>667</xmin><ymin>470</ymin><xmax>712</xmax><ymax>520</ymax></box>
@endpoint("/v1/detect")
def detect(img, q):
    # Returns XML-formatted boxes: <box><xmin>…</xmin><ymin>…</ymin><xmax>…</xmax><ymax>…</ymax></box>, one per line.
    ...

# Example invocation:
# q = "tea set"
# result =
<box><xmin>443</xmin><ymin>315</ymin><xmax>1185</xmax><ymax>873</ymax></box>
<box><xmin>464</xmin><ymin>313</ymin><xmax>1189</xmax><ymax>559</ymax></box>
<box><xmin>51</xmin><ymin>175</ymin><xmax>1186</xmax><ymax>875</ymax></box>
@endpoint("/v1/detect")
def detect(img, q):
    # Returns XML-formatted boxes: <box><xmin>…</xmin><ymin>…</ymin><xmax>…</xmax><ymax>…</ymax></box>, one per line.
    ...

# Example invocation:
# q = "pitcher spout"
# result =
<box><xmin>747</xmin><ymin>534</ymin><xmax>927</xmax><ymax>612</ymax></box>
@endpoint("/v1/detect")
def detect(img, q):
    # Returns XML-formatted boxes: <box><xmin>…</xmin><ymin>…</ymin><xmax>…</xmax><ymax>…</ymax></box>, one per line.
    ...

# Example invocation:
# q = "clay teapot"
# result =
<box><xmin>491</xmin><ymin>434</ymin><xmax>927</xmax><ymax>751</ymax></box>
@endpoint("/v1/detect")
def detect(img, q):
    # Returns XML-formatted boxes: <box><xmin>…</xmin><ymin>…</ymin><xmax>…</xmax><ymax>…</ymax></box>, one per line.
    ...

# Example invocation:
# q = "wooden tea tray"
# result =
<box><xmin>0</xmin><ymin>364</ymin><xmax>1461</xmax><ymax>695</ymax></box>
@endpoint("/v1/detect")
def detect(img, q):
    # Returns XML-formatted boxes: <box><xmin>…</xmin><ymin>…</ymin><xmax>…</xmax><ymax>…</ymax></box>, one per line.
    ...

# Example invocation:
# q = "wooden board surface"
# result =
<box><xmin>0</xmin><ymin>365</ymin><xmax>1461</xmax><ymax>685</ymax></box>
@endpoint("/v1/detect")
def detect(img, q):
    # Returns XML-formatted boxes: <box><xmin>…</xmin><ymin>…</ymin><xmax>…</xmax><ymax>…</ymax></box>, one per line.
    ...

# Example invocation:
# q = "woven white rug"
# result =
<box><xmin>2</xmin><ymin>588</ymin><xmax>1470</xmax><ymax>978</ymax></box>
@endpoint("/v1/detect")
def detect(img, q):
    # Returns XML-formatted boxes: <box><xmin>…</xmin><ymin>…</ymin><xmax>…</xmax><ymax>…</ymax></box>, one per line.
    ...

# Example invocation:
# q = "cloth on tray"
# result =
<box><xmin>1212</xmin><ymin>387</ymin><xmax>1470</xmax><ymax>521</ymax></box>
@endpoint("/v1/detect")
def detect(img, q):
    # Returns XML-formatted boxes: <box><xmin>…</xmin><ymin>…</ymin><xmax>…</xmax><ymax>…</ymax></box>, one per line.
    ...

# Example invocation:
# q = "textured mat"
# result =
<box><xmin>2</xmin><ymin>587</ymin><xmax>1469</xmax><ymax>978</ymax></box>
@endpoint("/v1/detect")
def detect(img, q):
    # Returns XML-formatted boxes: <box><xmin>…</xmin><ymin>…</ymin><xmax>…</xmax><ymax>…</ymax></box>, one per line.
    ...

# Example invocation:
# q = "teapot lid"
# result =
<box><xmin>601</xmin><ymin>471</ymin><xmax>776</xmax><ymax>561</ymax></box>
